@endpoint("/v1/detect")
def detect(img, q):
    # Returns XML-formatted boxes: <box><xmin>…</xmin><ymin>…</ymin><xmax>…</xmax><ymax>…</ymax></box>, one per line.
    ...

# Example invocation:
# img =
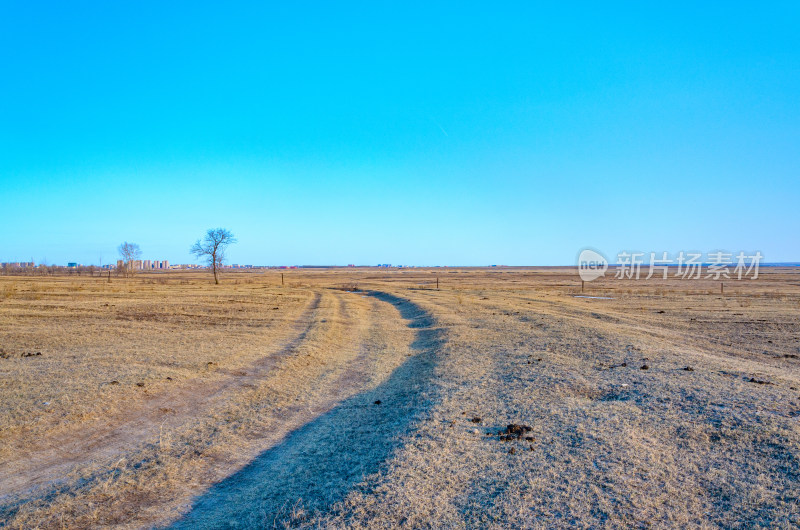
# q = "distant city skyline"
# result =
<box><xmin>2</xmin><ymin>3</ymin><xmax>798</xmax><ymax>265</ymax></box>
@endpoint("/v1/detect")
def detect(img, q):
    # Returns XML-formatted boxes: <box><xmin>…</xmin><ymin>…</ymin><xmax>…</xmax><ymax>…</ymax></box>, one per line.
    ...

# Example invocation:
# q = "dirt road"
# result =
<box><xmin>1</xmin><ymin>287</ymin><xmax>440</xmax><ymax>528</ymax></box>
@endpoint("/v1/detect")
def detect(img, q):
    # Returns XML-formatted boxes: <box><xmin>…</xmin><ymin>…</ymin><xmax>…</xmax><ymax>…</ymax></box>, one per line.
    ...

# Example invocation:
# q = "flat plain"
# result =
<box><xmin>1</xmin><ymin>268</ymin><xmax>799</xmax><ymax>528</ymax></box>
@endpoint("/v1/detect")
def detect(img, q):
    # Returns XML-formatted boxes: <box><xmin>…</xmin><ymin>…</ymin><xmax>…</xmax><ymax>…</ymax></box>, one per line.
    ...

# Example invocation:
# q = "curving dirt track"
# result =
<box><xmin>172</xmin><ymin>292</ymin><xmax>442</xmax><ymax>528</ymax></box>
<box><xmin>0</xmin><ymin>293</ymin><xmax>324</xmax><ymax>501</ymax></box>
<box><xmin>1</xmin><ymin>287</ymin><xmax>442</xmax><ymax>528</ymax></box>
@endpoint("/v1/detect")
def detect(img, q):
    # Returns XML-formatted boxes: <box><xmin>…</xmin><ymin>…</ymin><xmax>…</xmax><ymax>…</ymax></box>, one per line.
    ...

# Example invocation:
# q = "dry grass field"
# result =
<box><xmin>1</xmin><ymin>268</ymin><xmax>800</xmax><ymax>528</ymax></box>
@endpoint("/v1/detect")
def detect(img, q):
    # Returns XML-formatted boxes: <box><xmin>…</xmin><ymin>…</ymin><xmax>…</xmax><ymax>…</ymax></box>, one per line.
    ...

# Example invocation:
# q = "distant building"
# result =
<box><xmin>1</xmin><ymin>262</ymin><xmax>35</xmax><ymax>268</ymax></box>
<box><xmin>67</xmin><ymin>262</ymin><xmax>78</xmax><ymax>268</ymax></box>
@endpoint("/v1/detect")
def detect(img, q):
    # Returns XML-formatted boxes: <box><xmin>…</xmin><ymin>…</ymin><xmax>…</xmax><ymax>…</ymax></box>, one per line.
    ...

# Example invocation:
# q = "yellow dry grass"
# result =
<box><xmin>1</xmin><ymin>268</ymin><xmax>799</xmax><ymax>528</ymax></box>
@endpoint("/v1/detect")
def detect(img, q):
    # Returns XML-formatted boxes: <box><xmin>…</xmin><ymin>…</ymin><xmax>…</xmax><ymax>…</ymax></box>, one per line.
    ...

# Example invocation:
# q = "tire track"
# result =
<box><xmin>170</xmin><ymin>291</ymin><xmax>444</xmax><ymax>528</ymax></box>
<box><xmin>0</xmin><ymin>291</ymin><xmax>325</xmax><ymax>508</ymax></box>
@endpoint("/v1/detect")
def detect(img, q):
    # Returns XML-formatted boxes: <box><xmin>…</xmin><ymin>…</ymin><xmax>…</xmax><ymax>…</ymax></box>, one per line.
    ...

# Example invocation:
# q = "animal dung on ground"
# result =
<box><xmin>748</xmin><ymin>378</ymin><xmax>772</xmax><ymax>385</ymax></box>
<box><xmin>470</xmin><ymin>416</ymin><xmax>482</xmax><ymax>423</ymax></box>
<box><xmin>640</xmin><ymin>365</ymin><xmax>649</xmax><ymax>370</ymax></box>
<box><xmin>683</xmin><ymin>366</ymin><xmax>694</xmax><ymax>371</ymax></box>
<box><xmin>1</xmin><ymin>349</ymin><xmax>42</xmax><ymax>359</ymax></box>
<box><xmin>496</xmin><ymin>423</ymin><xmax>533</xmax><ymax>441</ymax></box>
<box><xmin>374</xmin><ymin>400</ymin><xmax>382</xmax><ymax>405</ymax></box>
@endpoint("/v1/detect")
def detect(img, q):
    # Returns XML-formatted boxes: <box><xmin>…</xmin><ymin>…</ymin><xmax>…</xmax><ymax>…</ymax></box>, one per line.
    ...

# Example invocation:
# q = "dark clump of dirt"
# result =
<box><xmin>748</xmin><ymin>378</ymin><xmax>772</xmax><ymax>385</ymax></box>
<box><xmin>374</xmin><ymin>400</ymin><xmax>382</xmax><ymax>405</ymax></box>
<box><xmin>497</xmin><ymin>424</ymin><xmax>533</xmax><ymax>441</ymax></box>
<box><xmin>1</xmin><ymin>349</ymin><xmax>42</xmax><ymax>359</ymax></box>
<box><xmin>470</xmin><ymin>417</ymin><xmax>482</xmax><ymax>423</ymax></box>
<box><xmin>640</xmin><ymin>365</ymin><xmax>649</xmax><ymax>370</ymax></box>
<box><xmin>684</xmin><ymin>366</ymin><xmax>695</xmax><ymax>371</ymax></box>
<box><xmin>108</xmin><ymin>380</ymin><xmax>120</xmax><ymax>385</ymax></box>
<box><xmin>136</xmin><ymin>382</ymin><xmax>145</xmax><ymax>387</ymax></box>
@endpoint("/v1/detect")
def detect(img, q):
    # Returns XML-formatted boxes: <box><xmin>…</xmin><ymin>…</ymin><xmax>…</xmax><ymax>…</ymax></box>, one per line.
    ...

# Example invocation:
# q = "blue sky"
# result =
<box><xmin>1</xmin><ymin>2</ymin><xmax>798</xmax><ymax>266</ymax></box>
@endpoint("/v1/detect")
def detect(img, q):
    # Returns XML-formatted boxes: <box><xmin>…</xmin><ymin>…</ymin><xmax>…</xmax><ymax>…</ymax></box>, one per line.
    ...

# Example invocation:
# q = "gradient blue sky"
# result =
<box><xmin>2</xmin><ymin>2</ymin><xmax>798</xmax><ymax>266</ymax></box>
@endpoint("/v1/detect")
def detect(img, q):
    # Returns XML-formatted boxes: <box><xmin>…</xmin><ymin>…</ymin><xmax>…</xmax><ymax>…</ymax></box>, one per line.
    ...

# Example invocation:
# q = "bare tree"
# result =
<box><xmin>190</xmin><ymin>228</ymin><xmax>237</xmax><ymax>285</ymax></box>
<box><xmin>117</xmin><ymin>242</ymin><xmax>142</xmax><ymax>278</ymax></box>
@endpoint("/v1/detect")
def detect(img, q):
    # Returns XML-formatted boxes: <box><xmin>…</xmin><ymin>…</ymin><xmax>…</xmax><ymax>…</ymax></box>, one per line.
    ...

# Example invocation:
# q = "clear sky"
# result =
<box><xmin>1</xmin><ymin>2</ymin><xmax>798</xmax><ymax>266</ymax></box>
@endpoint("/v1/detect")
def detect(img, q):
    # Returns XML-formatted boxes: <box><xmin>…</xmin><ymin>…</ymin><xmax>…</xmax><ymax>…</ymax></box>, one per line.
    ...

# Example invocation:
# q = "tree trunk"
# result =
<box><xmin>213</xmin><ymin>261</ymin><xmax>219</xmax><ymax>285</ymax></box>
